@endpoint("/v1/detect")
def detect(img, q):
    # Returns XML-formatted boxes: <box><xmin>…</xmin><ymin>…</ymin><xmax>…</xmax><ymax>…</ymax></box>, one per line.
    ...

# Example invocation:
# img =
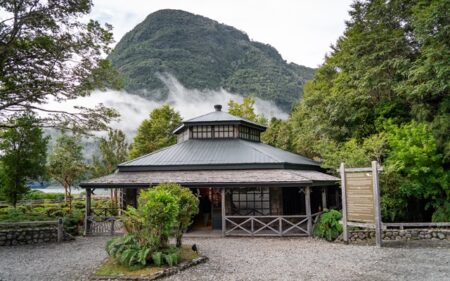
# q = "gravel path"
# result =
<box><xmin>0</xmin><ymin>236</ymin><xmax>108</xmax><ymax>281</ymax></box>
<box><xmin>0</xmin><ymin>237</ymin><xmax>449</xmax><ymax>281</ymax></box>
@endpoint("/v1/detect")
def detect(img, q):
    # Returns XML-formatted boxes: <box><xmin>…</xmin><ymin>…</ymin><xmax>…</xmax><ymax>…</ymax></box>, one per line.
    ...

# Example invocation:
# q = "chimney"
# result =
<box><xmin>214</xmin><ymin>104</ymin><xmax>222</xmax><ymax>111</ymax></box>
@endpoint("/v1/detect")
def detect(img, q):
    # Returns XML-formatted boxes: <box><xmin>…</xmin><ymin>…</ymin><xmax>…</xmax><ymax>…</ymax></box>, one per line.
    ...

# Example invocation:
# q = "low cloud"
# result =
<box><xmin>45</xmin><ymin>74</ymin><xmax>287</xmax><ymax>139</ymax></box>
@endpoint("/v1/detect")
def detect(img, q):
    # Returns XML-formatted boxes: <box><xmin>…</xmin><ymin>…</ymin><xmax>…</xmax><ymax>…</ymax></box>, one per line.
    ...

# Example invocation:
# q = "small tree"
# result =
<box><xmin>92</xmin><ymin>129</ymin><xmax>129</xmax><ymax>206</ymax></box>
<box><xmin>122</xmin><ymin>188</ymin><xmax>179</xmax><ymax>248</ymax></box>
<box><xmin>129</xmin><ymin>105</ymin><xmax>182</xmax><ymax>159</ymax></box>
<box><xmin>0</xmin><ymin>115</ymin><xmax>48</xmax><ymax>207</ymax></box>
<box><xmin>47</xmin><ymin>134</ymin><xmax>87</xmax><ymax>207</ymax></box>
<box><xmin>154</xmin><ymin>183</ymin><xmax>199</xmax><ymax>247</ymax></box>
<box><xmin>228</xmin><ymin>97</ymin><xmax>267</xmax><ymax>125</ymax></box>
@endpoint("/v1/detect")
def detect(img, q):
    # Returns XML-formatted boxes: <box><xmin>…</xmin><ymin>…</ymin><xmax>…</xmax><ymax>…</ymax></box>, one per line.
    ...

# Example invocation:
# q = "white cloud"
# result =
<box><xmin>44</xmin><ymin>74</ymin><xmax>287</xmax><ymax>139</ymax></box>
<box><xmin>90</xmin><ymin>0</ymin><xmax>353</xmax><ymax>67</ymax></box>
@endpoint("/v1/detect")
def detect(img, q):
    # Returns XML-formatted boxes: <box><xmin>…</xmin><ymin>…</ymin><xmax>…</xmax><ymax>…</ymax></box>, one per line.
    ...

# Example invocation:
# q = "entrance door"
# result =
<box><xmin>282</xmin><ymin>187</ymin><xmax>305</xmax><ymax>215</ymax></box>
<box><xmin>211</xmin><ymin>189</ymin><xmax>222</xmax><ymax>229</ymax></box>
<box><xmin>191</xmin><ymin>188</ymin><xmax>222</xmax><ymax>231</ymax></box>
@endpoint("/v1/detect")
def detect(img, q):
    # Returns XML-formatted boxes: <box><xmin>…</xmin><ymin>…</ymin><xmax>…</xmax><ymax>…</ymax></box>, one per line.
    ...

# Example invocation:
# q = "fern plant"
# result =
<box><xmin>106</xmin><ymin>234</ymin><xmax>153</xmax><ymax>266</ymax></box>
<box><xmin>313</xmin><ymin>209</ymin><xmax>343</xmax><ymax>241</ymax></box>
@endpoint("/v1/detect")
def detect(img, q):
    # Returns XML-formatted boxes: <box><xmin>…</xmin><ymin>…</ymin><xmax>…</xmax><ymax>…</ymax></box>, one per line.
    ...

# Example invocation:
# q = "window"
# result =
<box><xmin>239</xmin><ymin>126</ymin><xmax>260</xmax><ymax>141</ymax></box>
<box><xmin>192</xmin><ymin>125</ymin><xmax>212</xmax><ymax>139</ymax></box>
<box><xmin>214</xmin><ymin>125</ymin><xmax>234</xmax><ymax>138</ymax></box>
<box><xmin>231</xmin><ymin>188</ymin><xmax>270</xmax><ymax>215</ymax></box>
<box><xmin>191</xmin><ymin>125</ymin><xmax>235</xmax><ymax>139</ymax></box>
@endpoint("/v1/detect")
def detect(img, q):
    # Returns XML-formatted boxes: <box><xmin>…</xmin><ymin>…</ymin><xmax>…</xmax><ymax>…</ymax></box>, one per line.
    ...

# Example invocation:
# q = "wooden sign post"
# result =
<box><xmin>340</xmin><ymin>161</ymin><xmax>382</xmax><ymax>247</ymax></box>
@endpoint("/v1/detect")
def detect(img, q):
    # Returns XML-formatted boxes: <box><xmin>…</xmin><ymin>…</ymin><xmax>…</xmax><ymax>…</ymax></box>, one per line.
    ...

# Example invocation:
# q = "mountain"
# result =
<box><xmin>109</xmin><ymin>9</ymin><xmax>315</xmax><ymax>111</ymax></box>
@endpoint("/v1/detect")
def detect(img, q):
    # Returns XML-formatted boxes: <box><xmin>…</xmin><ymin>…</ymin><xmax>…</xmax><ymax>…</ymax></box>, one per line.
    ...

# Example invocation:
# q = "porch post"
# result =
<box><xmin>84</xmin><ymin>187</ymin><xmax>92</xmax><ymax>236</ymax></box>
<box><xmin>221</xmin><ymin>188</ymin><xmax>226</xmax><ymax>237</ymax></box>
<box><xmin>321</xmin><ymin>187</ymin><xmax>327</xmax><ymax>210</ymax></box>
<box><xmin>305</xmin><ymin>186</ymin><xmax>312</xmax><ymax>236</ymax></box>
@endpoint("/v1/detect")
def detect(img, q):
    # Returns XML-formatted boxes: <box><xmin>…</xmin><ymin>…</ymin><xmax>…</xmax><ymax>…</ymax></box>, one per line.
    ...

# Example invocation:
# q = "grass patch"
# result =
<box><xmin>94</xmin><ymin>245</ymin><xmax>199</xmax><ymax>277</ymax></box>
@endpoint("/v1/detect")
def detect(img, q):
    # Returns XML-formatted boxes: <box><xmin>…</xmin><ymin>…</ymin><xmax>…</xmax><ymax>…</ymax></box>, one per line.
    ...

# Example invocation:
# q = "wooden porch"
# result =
<box><xmin>220</xmin><ymin>186</ymin><xmax>334</xmax><ymax>237</ymax></box>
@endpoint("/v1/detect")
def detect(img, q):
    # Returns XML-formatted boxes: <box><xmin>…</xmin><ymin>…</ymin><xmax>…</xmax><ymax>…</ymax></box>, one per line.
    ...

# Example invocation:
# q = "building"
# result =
<box><xmin>81</xmin><ymin>105</ymin><xmax>339</xmax><ymax>237</ymax></box>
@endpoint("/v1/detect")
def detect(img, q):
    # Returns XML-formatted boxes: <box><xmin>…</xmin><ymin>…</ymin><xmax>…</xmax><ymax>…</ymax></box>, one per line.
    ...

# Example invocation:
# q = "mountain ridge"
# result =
<box><xmin>109</xmin><ymin>9</ymin><xmax>315</xmax><ymax>111</ymax></box>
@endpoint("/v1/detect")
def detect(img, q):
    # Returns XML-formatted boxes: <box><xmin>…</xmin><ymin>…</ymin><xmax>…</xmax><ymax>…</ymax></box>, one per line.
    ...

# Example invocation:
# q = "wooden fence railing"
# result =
<box><xmin>224</xmin><ymin>212</ymin><xmax>322</xmax><ymax>237</ymax></box>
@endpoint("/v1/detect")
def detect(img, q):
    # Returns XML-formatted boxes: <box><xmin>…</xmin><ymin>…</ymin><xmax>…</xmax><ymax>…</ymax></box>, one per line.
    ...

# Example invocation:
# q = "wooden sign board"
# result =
<box><xmin>340</xmin><ymin>161</ymin><xmax>382</xmax><ymax>247</ymax></box>
<box><xmin>346</xmin><ymin>171</ymin><xmax>374</xmax><ymax>223</ymax></box>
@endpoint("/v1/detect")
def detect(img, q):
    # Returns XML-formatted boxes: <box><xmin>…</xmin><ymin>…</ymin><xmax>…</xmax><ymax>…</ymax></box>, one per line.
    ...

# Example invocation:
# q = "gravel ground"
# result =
<box><xmin>0</xmin><ymin>237</ymin><xmax>449</xmax><ymax>281</ymax></box>
<box><xmin>0</xmin><ymin>236</ymin><xmax>108</xmax><ymax>281</ymax></box>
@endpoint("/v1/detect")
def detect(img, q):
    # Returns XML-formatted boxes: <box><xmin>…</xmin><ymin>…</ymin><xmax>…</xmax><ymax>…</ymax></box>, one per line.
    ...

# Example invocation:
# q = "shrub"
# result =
<box><xmin>106</xmin><ymin>234</ymin><xmax>154</xmax><ymax>267</ymax></box>
<box><xmin>313</xmin><ymin>209</ymin><xmax>343</xmax><ymax>241</ymax></box>
<box><xmin>23</xmin><ymin>190</ymin><xmax>64</xmax><ymax>201</ymax></box>
<box><xmin>152</xmin><ymin>251</ymin><xmax>162</xmax><ymax>267</ymax></box>
<box><xmin>154</xmin><ymin>183</ymin><xmax>199</xmax><ymax>247</ymax></box>
<box><xmin>133</xmin><ymin>188</ymin><xmax>179</xmax><ymax>248</ymax></box>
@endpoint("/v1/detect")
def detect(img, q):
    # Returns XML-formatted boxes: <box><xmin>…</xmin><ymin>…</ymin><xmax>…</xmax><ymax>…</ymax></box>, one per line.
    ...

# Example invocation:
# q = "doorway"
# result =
<box><xmin>190</xmin><ymin>188</ymin><xmax>222</xmax><ymax>232</ymax></box>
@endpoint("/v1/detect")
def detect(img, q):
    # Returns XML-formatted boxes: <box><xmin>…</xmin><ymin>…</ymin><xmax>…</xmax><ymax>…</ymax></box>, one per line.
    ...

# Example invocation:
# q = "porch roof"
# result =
<box><xmin>79</xmin><ymin>169</ymin><xmax>339</xmax><ymax>189</ymax></box>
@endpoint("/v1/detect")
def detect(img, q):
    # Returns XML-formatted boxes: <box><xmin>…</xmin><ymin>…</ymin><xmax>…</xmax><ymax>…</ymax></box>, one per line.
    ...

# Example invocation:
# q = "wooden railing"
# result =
<box><xmin>224</xmin><ymin>212</ymin><xmax>322</xmax><ymax>237</ymax></box>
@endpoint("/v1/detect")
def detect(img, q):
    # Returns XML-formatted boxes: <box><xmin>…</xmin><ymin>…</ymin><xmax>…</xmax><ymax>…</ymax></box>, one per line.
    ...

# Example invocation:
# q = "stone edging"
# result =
<box><xmin>89</xmin><ymin>256</ymin><xmax>208</xmax><ymax>281</ymax></box>
<box><xmin>336</xmin><ymin>228</ymin><xmax>450</xmax><ymax>244</ymax></box>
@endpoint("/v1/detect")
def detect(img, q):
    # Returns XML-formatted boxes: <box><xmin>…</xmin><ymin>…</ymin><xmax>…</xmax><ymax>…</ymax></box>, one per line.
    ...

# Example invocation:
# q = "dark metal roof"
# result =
<box><xmin>118</xmin><ymin>139</ymin><xmax>320</xmax><ymax>171</ymax></box>
<box><xmin>173</xmin><ymin>109</ymin><xmax>266</xmax><ymax>134</ymax></box>
<box><xmin>80</xmin><ymin>169</ymin><xmax>339</xmax><ymax>189</ymax></box>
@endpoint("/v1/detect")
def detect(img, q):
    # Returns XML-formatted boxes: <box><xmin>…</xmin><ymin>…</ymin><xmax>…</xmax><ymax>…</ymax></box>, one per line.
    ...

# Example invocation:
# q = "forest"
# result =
<box><xmin>264</xmin><ymin>0</ymin><xmax>449</xmax><ymax>222</ymax></box>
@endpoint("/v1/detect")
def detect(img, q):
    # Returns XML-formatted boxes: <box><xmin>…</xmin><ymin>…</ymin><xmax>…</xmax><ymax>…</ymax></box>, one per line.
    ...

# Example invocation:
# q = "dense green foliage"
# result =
<box><xmin>228</xmin><ymin>97</ymin><xmax>268</xmax><ymax>125</ymax></box>
<box><xmin>109</xmin><ymin>9</ymin><xmax>315</xmax><ymax>111</ymax></box>
<box><xmin>0</xmin><ymin>115</ymin><xmax>48</xmax><ymax>207</ymax></box>
<box><xmin>313</xmin><ymin>209</ymin><xmax>343</xmax><ymax>241</ymax></box>
<box><xmin>0</xmin><ymin>0</ymin><xmax>121</xmax><ymax>132</ymax></box>
<box><xmin>109</xmin><ymin>183</ymin><xmax>198</xmax><ymax>267</ymax></box>
<box><xmin>128</xmin><ymin>105</ymin><xmax>182</xmax><ymax>159</ymax></box>
<box><xmin>47</xmin><ymin>134</ymin><xmax>88</xmax><ymax>206</ymax></box>
<box><xmin>152</xmin><ymin>183</ymin><xmax>199</xmax><ymax>247</ymax></box>
<box><xmin>92</xmin><ymin>129</ymin><xmax>129</xmax><ymax>177</ymax></box>
<box><xmin>270</xmin><ymin>0</ymin><xmax>449</xmax><ymax>222</ymax></box>
<box><xmin>22</xmin><ymin>190</ymin><xmax>65</xmax><ymax>201</ymax></box>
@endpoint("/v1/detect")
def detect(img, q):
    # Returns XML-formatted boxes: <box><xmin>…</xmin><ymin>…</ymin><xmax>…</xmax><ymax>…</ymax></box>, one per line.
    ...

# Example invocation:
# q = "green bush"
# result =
<box><xmin>313</xmin><ymin>209</ymin><xmax>343</xmax><ymax>241</ymax></box>
<box><xmin>152</xmin><ymin>252</ymin><xmax>162</xmax><ymax>267</ymax></box>
<box><xmin>154</xmin><ymin>183</ymin><xmax>199</xmax><ymax>247</ymax></box>
<box><xmin>23</xmin><ymin>190</ymin><xmax>65</xmax><ymax>200</ymax></box>
<box><xmin>106</xmin><ymin>234</ymin><xmax>153</xmax><ymax>267</ymax></box>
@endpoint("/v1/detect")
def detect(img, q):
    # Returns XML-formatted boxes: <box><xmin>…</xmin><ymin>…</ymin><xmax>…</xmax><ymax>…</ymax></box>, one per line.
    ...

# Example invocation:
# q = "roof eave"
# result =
<box><xmin>117</xmin><ymin>162</ymin><xmax>321</xmax><ymax>172</ymax></box>
<box><xmin>173</xmin><ymin>120</ymin><xmax>267</xmax><ymax>134</ymax></box>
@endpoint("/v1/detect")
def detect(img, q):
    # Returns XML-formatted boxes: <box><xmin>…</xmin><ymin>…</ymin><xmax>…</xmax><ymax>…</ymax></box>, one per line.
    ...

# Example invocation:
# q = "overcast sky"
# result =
<box><xmin>90</xmin><ymin>0</ymin><xmax>354</xmax><ymax>68</ymax></box>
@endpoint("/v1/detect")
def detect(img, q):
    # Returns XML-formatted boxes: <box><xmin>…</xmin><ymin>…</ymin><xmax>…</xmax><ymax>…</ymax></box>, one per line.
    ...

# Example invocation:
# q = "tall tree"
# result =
<box><xmin>228</xmin><ymin>97</ymin><xmax>267</xmax><ymax>125</ymax></box>
<box><xmin>128</xmin><ymin>104</ymin><xmax>182</xmax><ymax>159</ymax></box>
<box><xmin>92</xmin><ymin>129</ymin><xmax>129</xmax><ymax>177</ymax></box>
<box><xmin>261</xmin><ymin>117</ymin><xmax>292</xmax><ymax>151</ymax></box>
<box><xmin>0</xmin><ymin>115</ymin><xmax>48</xmax><ymax>207</ymax></box>
<box><xmin>92</xmin><ymin>129</ymin><xmax>129</xmax><ymax>205</ymax></box>
<box><xmin>289</xmin><ymin>0</ymin><xmax>449</xmax><ymax>221</ymax></box>
<box><xmin>0</xmin><ymin>0</ymin><xmax>122</xmax><ymax>132</ymax></box>
<box><xmin>47</xmin><ymin>134</ymin><xmax>87</xmax><ymax>206</ymax></box>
